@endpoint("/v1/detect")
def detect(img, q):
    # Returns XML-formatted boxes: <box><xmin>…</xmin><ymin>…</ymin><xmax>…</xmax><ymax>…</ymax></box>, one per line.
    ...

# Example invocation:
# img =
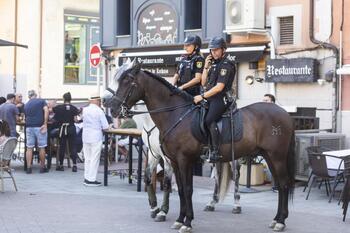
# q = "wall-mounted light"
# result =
<box><xmin>245</xmin><ymin>75</ymin><xmax>254</xmax><ymax>85</ymax></box>
<box><xmin>325</xmin><ymin>70</ymin><xmax>335</xmax><ymax>82</ymax></box>
<box><xmin>317</xmin><ymin>79</ymin><xmax>326</xmax><ymax>86</ymax></box>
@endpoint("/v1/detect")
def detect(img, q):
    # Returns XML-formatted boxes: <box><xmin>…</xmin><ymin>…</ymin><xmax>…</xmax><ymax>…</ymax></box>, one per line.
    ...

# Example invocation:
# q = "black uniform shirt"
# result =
<box><xmin>53</xmin><ymin>104</ymin><xmax>79</xmax><ymax>125</ymax></box>
<box><xmin>206</xmin><ymin>55</ymin><xmax>235</xmax><ymax>93</ymax></box>
<box><xmin>177</xmin><ymin>54</ymin><xmax>205</xmax><ymax>85</ymax></box>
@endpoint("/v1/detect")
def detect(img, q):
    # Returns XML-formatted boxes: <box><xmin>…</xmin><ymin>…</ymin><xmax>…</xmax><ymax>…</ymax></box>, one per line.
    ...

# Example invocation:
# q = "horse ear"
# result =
<box><xmin>126</xmin><ymin>58</ymin><xmax>136</xmax><ymax>70</ymax></box>
<box><xmin>130</xmin><ymin>58</ymin><xmax>141</xmax><ymax>73</ymax></box>
<box><xmin>134</xmin><ymin>61</ymin><xmax>142</xmax><ymax>73</ymax></box>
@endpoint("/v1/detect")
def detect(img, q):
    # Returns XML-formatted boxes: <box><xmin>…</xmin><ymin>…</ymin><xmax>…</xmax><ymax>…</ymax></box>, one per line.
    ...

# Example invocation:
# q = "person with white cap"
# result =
<box><xmin>82</xmin><ymin>92</ymin><xmax>109</xmax><ymax>186</ymax></box>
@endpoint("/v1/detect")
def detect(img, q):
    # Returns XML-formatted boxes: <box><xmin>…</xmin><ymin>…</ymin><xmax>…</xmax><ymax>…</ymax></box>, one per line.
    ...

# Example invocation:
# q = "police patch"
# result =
<box><xmin>196</xmin><ymin>61</ymin><xmax>203</xmax><ymax>69</ymax></box>
<box><xmin>220</xmin><ymin>69</ymin><xmax>227</xmax><ymax>76</ymax></box>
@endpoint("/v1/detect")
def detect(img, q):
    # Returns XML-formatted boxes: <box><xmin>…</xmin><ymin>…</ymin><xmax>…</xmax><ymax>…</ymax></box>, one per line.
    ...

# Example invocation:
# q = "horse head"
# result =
<box><xmin>102</xmin><ymin>58</ymin><xmax>143</xmax><ymax>118</ymax></box>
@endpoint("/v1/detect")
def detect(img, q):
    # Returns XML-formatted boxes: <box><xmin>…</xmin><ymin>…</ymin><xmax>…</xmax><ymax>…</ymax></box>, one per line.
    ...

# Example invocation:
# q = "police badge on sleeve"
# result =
<box><xmin>220</xmin><ymin>68</ymin><xmax>227</xmax><ymax>76</ymax></box>
<box><xmin>196</xmin><ymin>61</ymin><xmax>203</xmax><ymax>69</ymax></box>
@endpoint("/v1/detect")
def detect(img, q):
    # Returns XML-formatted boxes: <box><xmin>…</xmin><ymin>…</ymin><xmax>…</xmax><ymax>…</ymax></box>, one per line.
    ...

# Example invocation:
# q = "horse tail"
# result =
<box><xmin>218</xmin><ymin>162</ymin><xmax>232</xmax><ymax>202</ymax></box>
<box><xmin>287</xmin><ymin>130</ymin><xmax>296</xmax><ymax>200</ymax></box>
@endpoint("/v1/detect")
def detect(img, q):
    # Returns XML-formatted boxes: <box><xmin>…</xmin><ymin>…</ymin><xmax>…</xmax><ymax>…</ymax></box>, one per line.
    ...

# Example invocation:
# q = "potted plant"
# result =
<box><xmin>238</xmin><ymin>156</ymin><xmax>265</xmax><ymax>186</ymax></box>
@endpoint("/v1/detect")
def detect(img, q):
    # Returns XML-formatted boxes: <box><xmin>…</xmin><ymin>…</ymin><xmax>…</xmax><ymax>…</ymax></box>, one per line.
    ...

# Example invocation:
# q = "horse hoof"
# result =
<box><xmin>269</xmin><ymin>220</ymin><xmax>277</xmax><ymax>228</ymax></box>
<box><xmin>154</xmin><ymin>211</ymin><xmax>166</xmax><ymax>222</ymax></box>
<box><xmin>150</xmin><ymin>207</ymin><xmax>160</xmax><ymax>218</ymax></box>
<box><xmin>203</xmin><ymin>205</ymin><xmax>215</xmax><ymax>212</ymax></box>
<box><xmin>170</xmin><ymin>221</ymin><xmax>183</xmax><ymax>230</ymax></box>
<box><xmin>232</xmin><ymin>206</ymin><xmax>241</xmax><ymax>214</ymax></box>
<box><xmin>273</xmin><ymin>223</ymin><xmax>286</xmax><ymax>232</ymax></box>
<box><xmin>178</xmin><ymin>225</ymin><xmax>192</xmax><ymax>233</ymax></box>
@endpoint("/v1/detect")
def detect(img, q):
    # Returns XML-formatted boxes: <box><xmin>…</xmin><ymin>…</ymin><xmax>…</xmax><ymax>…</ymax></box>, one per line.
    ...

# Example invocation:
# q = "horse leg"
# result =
<box><xmin>170</xmin><ymin>166</ymin><xmax>186</xmax><ymax>230</ymax></box>
<box><xmin>269</xmin><ymin>159</ymin><xmax>290</xmax><ymax>232</ymax></box>
<box><xmin>232</xmin><ymin>160</ymin><xmax>242</xmax><ymax>214</ymax></box>
<box><xmin>178</xmin><ymin>162</ymin><xmax>194</xmax><ymax>233</ymax></box>
<box><xmin>155</xmin><ymin>158</ymin><xmax>172</xmax><ymax>222</ymax></box>
<box><xmin>204</xmin><ymin>163</ymin><xmax>220</xmax><ymax>212</ymax></box>
<box><xmin>145</xmin><ymin>152</ymin><xmax>160</xmax><ymax>219</ymax></box>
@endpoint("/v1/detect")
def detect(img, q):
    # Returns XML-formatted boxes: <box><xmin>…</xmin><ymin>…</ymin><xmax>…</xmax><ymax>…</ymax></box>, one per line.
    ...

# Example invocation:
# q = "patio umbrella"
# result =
<box><xmin>0</xmin><ymin>39</ymin><xmax>28</xmax><ymax>48</ymax></box>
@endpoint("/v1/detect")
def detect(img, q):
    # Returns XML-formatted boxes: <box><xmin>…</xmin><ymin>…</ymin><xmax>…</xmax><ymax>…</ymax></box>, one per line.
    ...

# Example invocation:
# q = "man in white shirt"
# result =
<box><xmin>82</xmin><ymin>92</ymin><xmax>109</xmax><ymax>186</ymax></box>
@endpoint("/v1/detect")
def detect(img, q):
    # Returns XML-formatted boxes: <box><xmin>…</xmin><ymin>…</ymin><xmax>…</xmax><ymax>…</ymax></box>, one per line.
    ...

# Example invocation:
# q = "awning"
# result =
<box><xmin>337</xmin><ymin>64</ymin><xmax>350</xmax><ymax>75</ymax></box>
<box><xmin>0</xmin><ymin>39</ymin><xmax>28</xmax><ymax>48</ymax></box>
<box><xmin>118</xmin><ymin>45</ymin><xmax>266</xmax><ymax>66</ymax></box>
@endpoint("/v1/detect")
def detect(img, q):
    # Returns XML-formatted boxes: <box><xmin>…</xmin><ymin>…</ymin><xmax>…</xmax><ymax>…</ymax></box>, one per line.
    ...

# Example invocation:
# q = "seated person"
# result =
<box><xmin>0</xmin><ymin>120</ymin><xmax>10</xmax><ymax>145</ymax></box>
<box><xmin>117</xmin><ymin>117</ymin><xmax>137</xmax><ymax>161</ymax></box>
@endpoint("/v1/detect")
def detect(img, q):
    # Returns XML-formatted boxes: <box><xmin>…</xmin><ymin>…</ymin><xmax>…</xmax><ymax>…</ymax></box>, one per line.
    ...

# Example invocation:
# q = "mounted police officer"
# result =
<box><xmin>194</xmin><ymin>36</ymin><xmax>236</xmax><ymax>162</ymax></box>
<box><xmin>173</xmin><ymin>35</ymin><xmax>204</xmax><ymax>96</ymax></box>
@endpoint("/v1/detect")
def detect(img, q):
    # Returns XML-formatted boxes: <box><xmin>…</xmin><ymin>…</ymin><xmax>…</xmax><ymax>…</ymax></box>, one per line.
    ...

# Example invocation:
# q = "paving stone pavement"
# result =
<box><xmin>0</xmin><ymin>161</ymin><xmax>349</xmax><ymax>233</ymax></box>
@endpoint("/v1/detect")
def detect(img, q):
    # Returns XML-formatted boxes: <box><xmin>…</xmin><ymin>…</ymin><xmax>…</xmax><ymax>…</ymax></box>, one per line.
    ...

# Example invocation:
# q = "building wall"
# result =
<box><xmin>331</xmin><ymin>0</ymin><xmax>350</xmax><ymax>111</ymax></box>
<box><xmin>0</xmin><ymin>0</ymin><xmax>100</xmax><ymax>100</ymax></box>
<box><xmin>0</xmin><ymin>0</ymin><xmax>16</xmax><ymax>97</ymax></box>
<box><xmin>40</xmin><ymin>0</ymin><xmax>100</xmax><ymax>99</ymax></box>
<box><xmin>266</xmin><ymin>0</ymin><xmax>314</xmax><ymax>51</ymax></box>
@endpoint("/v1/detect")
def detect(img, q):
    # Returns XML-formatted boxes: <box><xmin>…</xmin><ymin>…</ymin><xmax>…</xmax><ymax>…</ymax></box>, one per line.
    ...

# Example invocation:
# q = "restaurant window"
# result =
<box><xmin>64</xmin><ymin>12</ymin><xmax>100</xmax><ymax>84</ymax></box>
<box><xmin>279</xmin><ymin>16</ymin><xmax>294</xmax><ymax>45</ymax></box>
<box><xmin>185</xmin><ymin>0</ymin><xmax>202</xmax><ymax>30</ymax></box>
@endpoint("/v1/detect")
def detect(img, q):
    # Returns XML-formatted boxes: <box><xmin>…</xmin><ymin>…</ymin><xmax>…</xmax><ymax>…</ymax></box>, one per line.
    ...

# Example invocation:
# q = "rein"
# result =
<box><xmin>143</xmin><ymin>125</ymin><xmax>158</xmax><ymax>160</ymax></box>
<box><xmin>126</xmin><ymin>103</ymin><xmax>193</xmax><ymax>115</ymax></box>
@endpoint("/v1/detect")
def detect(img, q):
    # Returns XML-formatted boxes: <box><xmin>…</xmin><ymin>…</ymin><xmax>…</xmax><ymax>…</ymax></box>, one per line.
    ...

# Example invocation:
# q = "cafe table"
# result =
<box><xmin>103</xmin><ymin>128</ymin><xmax>143</xmax><ymax>191</ymax></box>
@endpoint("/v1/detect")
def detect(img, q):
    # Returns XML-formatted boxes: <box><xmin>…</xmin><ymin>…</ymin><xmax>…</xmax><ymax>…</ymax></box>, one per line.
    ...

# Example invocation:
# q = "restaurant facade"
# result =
<box><xmin>100</xmin><ymin>0</ymin><xmax>350</xmax><ymax>147</ymax></box>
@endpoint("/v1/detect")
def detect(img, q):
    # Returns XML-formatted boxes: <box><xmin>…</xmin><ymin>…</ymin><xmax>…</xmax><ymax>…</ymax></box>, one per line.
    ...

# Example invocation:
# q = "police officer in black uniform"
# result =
<box><xmin>173</xmin><ymin>35</ymin><xmax>204</xmax><ymax>96</ymax></box>
<box><xmin>194</xmin><ymin>36</ymin><xmax>236</xmax><ymax>162</ymax></box>
<box><xmin>53</xmin><ymin>92</ymin><xmax>79</xmax><ymax>172</ymax></box>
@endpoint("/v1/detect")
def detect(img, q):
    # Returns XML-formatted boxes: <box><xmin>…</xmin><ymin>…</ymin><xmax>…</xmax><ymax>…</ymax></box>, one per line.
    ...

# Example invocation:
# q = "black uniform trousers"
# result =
<box><xmin>58</xmin><ymin>124</ymin><xmax>77</xmax><ymax>165</ymax></box>
<box><xmin>205</xmin><ymin>94</ymin><xmax>227</xmax><ymax>126</ymax></box>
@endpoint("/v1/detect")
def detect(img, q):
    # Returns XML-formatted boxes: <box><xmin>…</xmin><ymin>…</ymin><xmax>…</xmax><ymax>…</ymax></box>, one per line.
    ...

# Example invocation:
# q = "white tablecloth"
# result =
<box><xmin>323</xmin><ymin>149</ymin><xmax>350</xmax><ymax>170</ymax></box>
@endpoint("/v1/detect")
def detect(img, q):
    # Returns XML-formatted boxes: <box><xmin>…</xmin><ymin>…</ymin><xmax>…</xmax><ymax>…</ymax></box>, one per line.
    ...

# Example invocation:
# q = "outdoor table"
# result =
<box><xmin>322</xmin><ymin>149</ymin><xmax>350</xmax><ymax>202</ymax></box>
<box><xmin>103</xmin><ymin>128</ymin><xmax>143</xmax><ymax>191</ymax></box>
<box><xmin>323</xmin><ymin>149</ymin><xmax>350</xmax><ymax>170</ymax></box>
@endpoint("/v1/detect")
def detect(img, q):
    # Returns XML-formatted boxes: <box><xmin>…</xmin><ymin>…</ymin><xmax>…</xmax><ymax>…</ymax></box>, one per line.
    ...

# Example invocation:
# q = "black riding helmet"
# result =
<box><xmin>184</xmin><ymin>35</ymin><xmax>202</xmax><ymax>52</ymax></box>
<box><xmin>208</xmin><ymin>36</ymin><xmax>227</xmax><ymax>49</ymax></box>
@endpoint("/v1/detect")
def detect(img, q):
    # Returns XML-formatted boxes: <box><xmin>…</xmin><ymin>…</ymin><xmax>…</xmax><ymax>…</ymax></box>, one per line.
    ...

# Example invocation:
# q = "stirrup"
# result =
<box><xmin>206</xmin><ymin>149</ymin><xmax>222</xmax><ymax>163</ymax></box>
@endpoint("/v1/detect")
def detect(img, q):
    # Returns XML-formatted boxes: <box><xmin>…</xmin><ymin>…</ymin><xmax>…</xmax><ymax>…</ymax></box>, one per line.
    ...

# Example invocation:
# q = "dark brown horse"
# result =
<box><xmin>103</xmin><ymin>60</ymin><xmax>295</xmax><ymax>233</ymax></box>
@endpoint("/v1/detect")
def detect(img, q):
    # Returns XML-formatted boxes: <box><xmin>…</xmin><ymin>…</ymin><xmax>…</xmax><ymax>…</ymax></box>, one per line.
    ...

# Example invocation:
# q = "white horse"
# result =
<box><xmin>204</xmin><ymin>161</ymin><xmax>242</xmax><ymax>214</ymax></box>
<box><xmin>136</xmin><ymin>104</ymin><xmax>173</xmax><ymax>222</ymax></box>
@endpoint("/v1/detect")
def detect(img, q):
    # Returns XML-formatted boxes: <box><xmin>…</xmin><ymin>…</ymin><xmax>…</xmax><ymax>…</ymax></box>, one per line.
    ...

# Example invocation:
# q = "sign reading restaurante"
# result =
<box><xmin>265</xmin><ymin>58</ymin><xmax>319</xmax><ymax>83</ymax></box>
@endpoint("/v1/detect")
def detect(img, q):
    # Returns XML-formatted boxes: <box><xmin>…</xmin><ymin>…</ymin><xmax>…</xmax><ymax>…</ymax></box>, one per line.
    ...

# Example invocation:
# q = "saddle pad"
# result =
<box><xmin>217</xmin><ymin>110</ymin><xmax>243</xmax><ymax>144</ymax></box>
<box><xmin>191</xmin><ymin>108</ymin><xmax>243</xmax><ymax>144</ymax></box>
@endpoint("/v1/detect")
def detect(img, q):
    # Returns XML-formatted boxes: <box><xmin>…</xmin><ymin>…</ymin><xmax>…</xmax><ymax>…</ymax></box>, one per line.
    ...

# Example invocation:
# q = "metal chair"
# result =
<box><xmin>305</xmin><ymin>146</ymin><xmax>344</xmax><ymax>200</ymax></box>
<box><xmin>0</xmin><ymin>137</ymin><xmax>18</xmax><ymax>192</ymax></box>
<box><xmin>303</xmin><ymin>146</ymin><xmax>335</xmax><ymax>192</ymax></box>
<box><xmin>342</xmin><ymin>156</ymin><xmax>350</xmax><ymax>221</ymax></box>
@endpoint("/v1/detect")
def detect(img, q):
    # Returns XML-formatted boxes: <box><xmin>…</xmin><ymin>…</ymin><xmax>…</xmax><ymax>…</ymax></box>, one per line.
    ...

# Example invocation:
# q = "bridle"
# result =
<box><xmin>105</xmin><ymin>72</ymin><xmax>138</xmax><ymax>117</ymax></box>
<box><xmin>106</xmin><ymin>71</ymin><xmax>193</xmax><ymax>117</ymax></box>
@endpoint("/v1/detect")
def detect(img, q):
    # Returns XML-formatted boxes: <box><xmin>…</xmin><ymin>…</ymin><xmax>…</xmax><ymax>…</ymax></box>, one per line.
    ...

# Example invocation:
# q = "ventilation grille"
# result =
<box><xmin>279</xmin><ymin>16</ymin><xmax>294</xmax><ymax>45</ymax></box>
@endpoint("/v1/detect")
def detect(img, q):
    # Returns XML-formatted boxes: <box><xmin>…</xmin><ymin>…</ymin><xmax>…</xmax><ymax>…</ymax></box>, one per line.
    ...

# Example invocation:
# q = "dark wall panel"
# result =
<box><xmin>101</xmin><ymin>0</ymin><xmax>116</xmax><ymax>48</ymax></box>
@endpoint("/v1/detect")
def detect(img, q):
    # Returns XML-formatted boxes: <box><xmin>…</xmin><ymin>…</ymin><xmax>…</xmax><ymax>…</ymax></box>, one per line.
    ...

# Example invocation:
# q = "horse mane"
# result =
<box><xmin>142</xmin><ymin>70</ymin><xmax>194</xmax><ymax>102</ymax></box>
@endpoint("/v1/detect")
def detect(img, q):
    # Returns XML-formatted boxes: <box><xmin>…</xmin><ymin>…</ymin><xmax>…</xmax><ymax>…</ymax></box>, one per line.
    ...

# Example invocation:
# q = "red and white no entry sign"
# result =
<box><xmin>89</xmin><ymin>44</ymin><xmax>102</xmax><ymax>67</ymax></box>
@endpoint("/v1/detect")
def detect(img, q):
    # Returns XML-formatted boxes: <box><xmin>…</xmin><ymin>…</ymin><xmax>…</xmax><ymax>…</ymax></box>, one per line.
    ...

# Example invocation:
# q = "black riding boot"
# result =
<box><xmin>208</xmin><ymin>123</ymin><xmax>221</xmax><ymax>163</ymax></box>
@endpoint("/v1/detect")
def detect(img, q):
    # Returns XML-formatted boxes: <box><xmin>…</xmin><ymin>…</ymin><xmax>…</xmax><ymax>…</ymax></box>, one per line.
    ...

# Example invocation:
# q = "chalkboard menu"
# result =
<box><xmin>137</xmin><ymin>3</ymin><xmax>178</xmax><ymax>46</ymax></box>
